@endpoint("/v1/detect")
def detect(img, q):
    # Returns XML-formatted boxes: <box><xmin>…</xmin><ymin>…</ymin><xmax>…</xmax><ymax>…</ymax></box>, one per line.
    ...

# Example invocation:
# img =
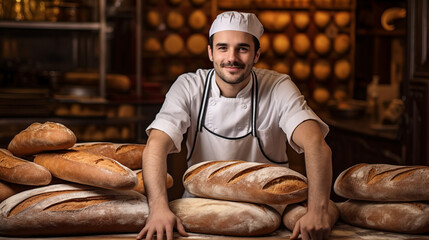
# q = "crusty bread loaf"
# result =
<box><xmin>169</xmin><ymin>197</ymin><xmax>280</xmax><ymax>236</ymax></box>
<box><xmin>0</xmin><ymin>148</ymin><xmax>51</xmax><ymax>185</ymax></box>
<box><xmin>337</xmin><ymin>200</ymin><xmax>429</xmax><ymax>234</ymax></box>
<box><xmin>8</xmin><ymin>122</ymin><xmax>76</xmax><ymax>157</ymax></box>
<box><xmin>282</xmin><ymin>200</ymin><xmax>339</xmax><ymax>231</ymax></box>
<box><xmin>133</xmin><ymin>169</ymin><xmax>174</xmax><ymax>194</ymax></box>
<box><xmin>34</xmin><ymin>150</ymin><xmax>137</xmax><ymax>190</ymax></box>
<box><xmin>72</xmin><ymin>142</ymin><xmax>145</xmax><ymax>170</ymax></box>
<box><xmin>183</xmin><ymin>160</ymin><xmax>308</xmax><ymax>205</ymax></box>
<box><xmin>0</xmin><ymin>184</ymin><xmax>148</xmax><ymax>237</ymax></box>
<box><xmin>334</xmin><ymin>163</ymin><xmax>429</xmax><ymax>201</ymax></box>
<box><xmin>0</xmin><ymin>180</ymin><xmax>34</xmax><ymax>202</ymax></box>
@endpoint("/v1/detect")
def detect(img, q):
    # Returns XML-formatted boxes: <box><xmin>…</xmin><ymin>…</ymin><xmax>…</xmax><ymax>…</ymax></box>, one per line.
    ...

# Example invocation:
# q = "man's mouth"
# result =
<box><xmin>221</xmin><ymin>62</ymin><xmax>245</xmax><ymax>70</ymax></box>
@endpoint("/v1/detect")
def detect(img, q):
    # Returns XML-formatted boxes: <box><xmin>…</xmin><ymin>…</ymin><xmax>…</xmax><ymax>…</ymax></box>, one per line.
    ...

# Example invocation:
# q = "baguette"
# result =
<box><xmin>8</xmin><ymin>122</ymin><xmax>76</xmax><ymax>157</ymax></box>
<box><xmin>34</xmin><ymin>150</ymin><xmax>137</xmax><ymax>190</ymax></box>
<box><xmin>72</xmin><ymin>142</ymin><xmax>145</xmax><ymax>170</ymax></box>
<box><xmin>0</xmin><ymin>180</ymin><xmax>34</xmax><ymax>202</ymax></box>
<box><xmin>133</xmin><ymin>169</ymin><xmax>173</xmax><ymax>194</ymax></box>
<box><xmin>169</xmin><ymin>197</ymin><xmax>281</xmax><ymax>236</ymax></box>
<box><xmin>0</xmin><ymin>184</ymin><xmax>148</xmax><ymax>237</ymax></box>
<box><xmin>183</xmin><ymin>160</ymin><xmax>308</xmax><ymax>205</ymax></box>
<box><xmin>282</xmin><ymin>200</ymin><xmax>339</xmax><ymax>231</ymax></box>
<box><xmin>337</xmin><ymin>200</ymin><xmax>429</xmax><ymax>234</ymax></box>
<box><xmin>334</xmin><ymin>163</ymin><xmax>429</xmax><ymax>201</ymax></box>
<box><xmin>0</xmin><ymin>148</ymin><xmax>52</xmax><ymax>185</ymax></box>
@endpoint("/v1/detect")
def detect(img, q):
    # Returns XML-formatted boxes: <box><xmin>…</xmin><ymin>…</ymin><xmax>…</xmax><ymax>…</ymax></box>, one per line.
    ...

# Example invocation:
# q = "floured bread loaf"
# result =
<box><xmin>183</xmin><ymin>160</ymin><xmax>308</xmax><ymax>205</ymax></box>
<box><xmin>169</xmin><ymin>197</ymin><xmax>280</xmax><ymax>236</ymax></box>
<box><xmin>0</xmin><ymin>184</ymin><xmax>149</xmax><ymax>237</ymax></box>
<box><xmin>282</xmin><ymin>200</ymin><xmax>339</xmax><ymax>231</ymax></box>
<box><xmin>34</xmin><ymin>150</ymin><xmax>137</xmax><ymax>190</ymax></box>
<box><xmin>334</xmin><ymin>163</ymin><xmax>429</xmax><ymax>201</ymax></box>
<box><xmin>0</xmin><ymin>148</ymin><xmax>51</xmax><ymax>185</ymax></box>
<box><xmin>133</xmin><ymin>169</ymin><xmax>174</xmax><ymax>194</ymax></box>
<box><xmin>71</xmin><ymin>142</ymin><xmax>145</xmax><ymax>170</ymax></box>
<box><xmin>8</xmin><ymin>122</ymin><xmax>76</xmax><ymax>157</ymax></box>
<box><xmin>337</xmin><ymin>200</ymin><xmax>429</xmax><ymax>234</ymax></box>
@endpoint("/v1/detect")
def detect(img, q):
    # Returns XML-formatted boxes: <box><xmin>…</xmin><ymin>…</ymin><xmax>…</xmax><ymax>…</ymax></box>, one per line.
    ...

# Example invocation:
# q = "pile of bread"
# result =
<box><xmin>334</xmin><ymin>163</ymin><xmax>429</xmax><ymax>234</ymax></box>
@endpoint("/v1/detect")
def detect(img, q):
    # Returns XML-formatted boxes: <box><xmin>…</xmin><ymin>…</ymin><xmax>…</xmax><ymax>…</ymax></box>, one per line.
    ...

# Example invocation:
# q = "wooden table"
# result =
<box><xmin>1</xmin><ymin>223</ymin><xmax>427</xmax><ymax>240</ymax></box>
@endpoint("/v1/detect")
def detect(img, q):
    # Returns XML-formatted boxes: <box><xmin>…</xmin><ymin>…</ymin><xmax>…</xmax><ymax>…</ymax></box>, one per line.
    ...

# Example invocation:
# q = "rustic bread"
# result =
<box><xmin>169</xmin><ymin>197</ymin><xmax>280</xmax><ymax>236</ymax></box>
<box><xmin>72</xmin><ymin>142</ymin><xmax>145</xmax><ymax>170</ymax></box>
<box><xmin>8</xmin><ymin>122</ymin><xmax>76</xmax><ymax>157</ymax></box>
<box><xmin>0</xmin><ymin>180</ymin><xmax>34</xmax><ymax>202</ymax></box>
<box><xmin>34</xmin><ymin>150</ymin><xmax>137</xmax><ymax>190</ymax></box>
<box><xmin>282</xmin><ymin>200</ymin><xmax>339</xmax><ymax>231</ymax></box>
<box><xmin>334</xmin><ymin>163</ymin><xmax>429</xmax><ymax>201</ymax></box>
<box><xmin>133</xmin><ymin>169</ymin><xmax>174</xmax><ymax>194</ymax></box>
<box><xmin>0</xmin><ymin>148</ymin><xmax>51</xmax><ymax>186</ymax></box>
<box><xmin>0</xmin><ymin>184</ymin><xmax>149</xmax><ymax>237</ymax></box>
<box><xmin>183</xmin><ymin>160</ymin><xmax>308</xmax><ymax>205</ymax></box>
<box><xmin>337</xmin><ymin>200</ymin><xmax>429</xmax><ymax>234</ymax></box>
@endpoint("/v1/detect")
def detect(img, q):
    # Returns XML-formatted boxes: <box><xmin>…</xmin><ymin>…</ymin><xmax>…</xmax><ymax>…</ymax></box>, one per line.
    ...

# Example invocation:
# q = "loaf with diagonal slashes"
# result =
<box><xmin>334</xmin><ymin>163</ymin><xmax>429</xmax><ymax>201</ymax></box>
<box><xmin>183</xmin><ymin>160</ymin><xmax>308</xmax><ymax>205</ymax></box>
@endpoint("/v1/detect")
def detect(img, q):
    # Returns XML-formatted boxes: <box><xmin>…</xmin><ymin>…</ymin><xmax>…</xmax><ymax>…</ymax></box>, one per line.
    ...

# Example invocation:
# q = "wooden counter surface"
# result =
<box><xmin>1</xmin><ymin>223</ymin><xmax>428</xmax><ymax>240</ymax></box>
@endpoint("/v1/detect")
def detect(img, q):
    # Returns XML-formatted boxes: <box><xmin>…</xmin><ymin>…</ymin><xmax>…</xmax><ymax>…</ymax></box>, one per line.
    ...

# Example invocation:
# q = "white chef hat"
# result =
<box><xmin>209</xmin><ymin>11</ymin><xmax>264</xmax><ymax>40</ymax></box>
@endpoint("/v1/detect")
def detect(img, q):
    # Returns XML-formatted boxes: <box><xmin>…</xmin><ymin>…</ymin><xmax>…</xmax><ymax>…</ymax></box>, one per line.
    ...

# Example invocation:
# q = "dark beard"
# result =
<box><xmin>217</xmin><ymin>61</ymin><xmax>250</xmax><ymax>85</ymax></box>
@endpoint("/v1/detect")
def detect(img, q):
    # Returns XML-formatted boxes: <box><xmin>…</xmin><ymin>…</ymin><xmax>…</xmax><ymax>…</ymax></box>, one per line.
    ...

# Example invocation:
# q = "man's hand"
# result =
<box><xmin>290</xmin><ymin>210</ymin><xmax>331</xmax><ymax>240</ymax></box>
<box><xmin>136</xmin><ymin>206</ymin><xmax>188</xmax><ymax>240</ymax></box>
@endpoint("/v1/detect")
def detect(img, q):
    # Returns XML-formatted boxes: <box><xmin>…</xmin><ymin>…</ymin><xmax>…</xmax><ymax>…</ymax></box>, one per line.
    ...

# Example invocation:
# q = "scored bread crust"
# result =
<box><xmin>0</xmin><ymin>148</ymin><xmax>52</xmax><ymax>185</ymax></box>
<box><xmin>169</xmin><ymin>197</ymin><xmax>281</xmax><ymax>236</ymax></box>
<box><xmin>334</xmin><ymin>163</ymin><xmax>429</xmax><ymax>201</ymax></box>
<box><xmin>183</xmin><ymin>160</ymin><xmax>308</xmax><ymax>205</ymax></box>
<box><xmin>0</xmin><ymin>184</ymin><xmax>149</xmax><ymax>237</ymax></box>
<box><xmin>34</xmin><ymin>150</ymin><xmax>137</xmax><ymax>190</ymax></box>
<box><xmin>133</xmin><ymin>169</ymin><xmax>174</xmax><ymax>194</ymax></box>
<box><xmin>71</xmin><ymin>142</ymin><xmax>145</xmax><ymax>170</ymax></box>
<box><xmin>8</xmin><ymin>122</ymin><xmax>77</xmax><ymax>157</ymax></box>
<box><xmin>337</xmin><ymin>200</ymin><xmax>429</xmax><ymax>234</ymax></box>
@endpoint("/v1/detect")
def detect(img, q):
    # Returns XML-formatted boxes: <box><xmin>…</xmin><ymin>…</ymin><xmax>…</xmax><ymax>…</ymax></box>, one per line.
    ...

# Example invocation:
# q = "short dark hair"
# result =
<box><xmin>209</xmin><ymin>34</ymin><xmax>260</xmax><ymax>52</ymax></box>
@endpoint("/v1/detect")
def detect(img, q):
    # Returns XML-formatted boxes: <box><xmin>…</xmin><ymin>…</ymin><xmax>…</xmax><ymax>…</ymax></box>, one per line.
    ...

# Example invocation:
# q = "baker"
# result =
<box><xmin>137</xmin><ymin>11</ymin><xmax>333</xmax><ymax>240</ymax></box>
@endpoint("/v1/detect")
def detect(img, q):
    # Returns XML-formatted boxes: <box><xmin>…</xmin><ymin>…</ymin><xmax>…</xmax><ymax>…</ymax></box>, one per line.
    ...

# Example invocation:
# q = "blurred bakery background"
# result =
<box><xmin>0</xmin><ymin>0</ymin><xmax>427</xmax><ymax>198</ymax></box>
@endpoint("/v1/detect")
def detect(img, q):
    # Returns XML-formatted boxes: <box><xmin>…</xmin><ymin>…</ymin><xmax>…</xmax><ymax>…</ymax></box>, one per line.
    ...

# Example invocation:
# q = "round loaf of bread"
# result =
<box><xmin>293</xmin><ymin>33</ymin><xmax>311</xmax><ymax>56</ymax></box>
<box><xmin>292</xmin><ymin>60</ymin><xmax>311</xmax><ymax>81</ymax></box>
<box><xmin>313</xmin><ymin>59</ymin><xmax>331</xmax><ymax>81</ymax></box>
<box><xmin>334</xmin><ymin>34</ymin><xmax>350</xmax><ymax>54</ymax></box>
<box><xmin>293</xmin><ymin>12</ymin><xmax>310</xmax><ymax>30</ymax></box>
<box><xmin>146</xmin><ymin>10</ymin><xmax>161</xmax><ymax>28</ymax></box>
<box><xmin>314</xmin><ymin>34</ymin><xmax>331</xmax><ymax>55</ymax></box>
<box><xmin>187</xmin><ymin>34</ymin><xmax>208</xmax><ymax>55</ymax></box>
<box><xmin>163</xmin><ymin>34</ymin><xmax>184</xmax><ymax>55</ymax></box>
<box><xmin>144</xmin><ymin>37</ymin><xmax>162</xmax><ymax>52</ymax></box>
<box><xmin>167</xmin><ymin>11</ymin><xmax>184</xmax><ymax>30</ymax></box>
<box><xmin>314</xmin><ymin>11</ymin><xmax>331</xmax><ymax>29</ymax></box>
<box><xmin>337</xmin><ymin>200</ymin><xmax>429</xmax><ymax>234</ymax></box>
<box><xmin>188</xmin><ymin>10</ymin><xmax>207</xmax><ymax>31</ymax></box>
<box><xmin>273</xmin><ymin>34</ymin><xmax>290</xmax><ymax>55</ymax></box>
<box><xmin>259</xmin><ymin>34</ymin><xmax>270</xmax><ymax>54</ymax></box>
<box><xmin>183</xmin><ymin>160</ymin><xmax>308</xmax><ymax>205</ymax></box>
<box><xmin>273</xmin><ymin>12</ymin><xmax>291</xmax><ymax>31</ymax></box>
<box><xmin>170</xmin><ymin>198</ymin><xmax>281</xmax><ymax>236</ymax></box>
<box><xmin>313</xmin><ymin>87</ymin><xmax>331</xmax><ymax>104</ymax></box>
<box><xmin>334</xmin><ymin>59</ymin><xmax>351</xmax><ymax>80</ymax></box>
<box><xmin>8</xmin><ymin>122</ymin><xmax>77</xmax><ymax>157</ymax></box>
<box><xmin>272</xmin><ymin>62</ymin><xmax>289</xmax><ymax>74</ymax></box>
<box><xmin>0</xmin><ymin>184</ymin><xmax>149</xmax><ymax>237</ymax></box>
<box><xmin>334</xmin><ymin>11</ymin><xmax>351</xmax><ymax>28</ymax></box>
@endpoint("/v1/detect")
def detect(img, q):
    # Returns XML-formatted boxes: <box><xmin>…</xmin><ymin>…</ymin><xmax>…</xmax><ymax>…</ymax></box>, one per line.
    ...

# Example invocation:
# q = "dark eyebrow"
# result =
<box><xmin>215</xmin><ymin>43</ymin><xmax>251</xmax><ymax>48</ymax></box>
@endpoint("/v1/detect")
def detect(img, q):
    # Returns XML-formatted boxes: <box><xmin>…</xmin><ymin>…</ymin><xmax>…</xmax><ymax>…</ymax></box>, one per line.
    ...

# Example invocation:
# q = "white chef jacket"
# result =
<box><xmin>146</xmin><ymin>67</ymin><xmax>329</xmax><ymax>165</ymax></box>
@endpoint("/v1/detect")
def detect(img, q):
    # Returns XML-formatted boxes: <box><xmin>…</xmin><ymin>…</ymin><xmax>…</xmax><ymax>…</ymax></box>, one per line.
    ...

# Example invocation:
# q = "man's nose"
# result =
<box><xmin>227</xmin><ymin>48</ymin><xmax>238</xmax><ymax>62</ymax></box>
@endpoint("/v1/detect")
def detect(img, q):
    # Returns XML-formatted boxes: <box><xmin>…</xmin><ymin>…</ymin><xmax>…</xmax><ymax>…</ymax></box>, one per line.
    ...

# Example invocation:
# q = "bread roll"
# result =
<box><xmin>314</xmin><ymin>34</ymin><xmax>331</xmax><ymax>55</ymax></box>
<box><xmin>0</xmin><ymin>148</ymin><xmax>52</xmax><ymax>186</ymax></box>
<box><xmin>0</xmin><ymin>184</ymin><xmax>148</xmax><ymax>237</ymax></box>
<box><xmin>272</xmin><ymin>62</ymin><xmax>289</xmax><ymax>74</ymax></box>
<box><xmin>273</xmin><ymin>34</ymin><xmax>290</xmax><ymax>55</ymax></box>
<box><xmin>282</xmin><ymin>200</ymin><xmax>339</xmax><ymax>231</ymax></box>
<box><xmin>313</xmin><ymin>87</ymin><xmax>331</xmax><ymax>104</ymax></box>
<box><xmin>169</xmin><ymin>198</ymin><xmax>281</xmax><ymax>236</ymax></box>
<box><xmin>188</xmin><ymin>10</ymin><xmax>206</xmax><ymax>31</ymax></box>
<box><xmin>133</xmin><ymin>169</ymin><xmax>173</xmax><ymax>194</ymax></box>
<box><xmin>8</xmin><ymin>122</ymin><xmax>76</xmax><ymax>157</ymax></box>
<box><xmin>167</xmin><ymin>10</ymin><xmax>184</xmax><ymax>30</ymax></box>
<box><xmin>183</xmin><ymin>160</ymin><xmax>308</xmax><ymax>205</ymax></box>
<box><xmin>187</xmin><ymin>34</ymin><xmax>208</xmax><ymax>55</ymax></box>
<box><xmin>146</xmin><ymin>10</ymin><xmax>162</xmax><ymax>28</ymax></box>
<box><xmin>163</xmin><ymin>34</ymin><xmax>184</xmax><ymax>55</ymax></box>
<box><xmin>293</xmin><ymin>12</ymin><xmax>310</xmax><ymax>30</ymax></box>
<box><xmin>71</xmin><ymin>142</ymin><xmax>145</xmax><ymax>170</ymax></box>
<box><xmin>292</xmin><ymin>60</ymin><xmax>311</xmax><ymax>81</ymax></box>
<box><xmin>313</xmin><ymin>59</ymin><xmax>331</xmax><ymax>81</ymax></box>
<box><xmin>334</xmin><ymin>34</ymin><xmax>350</xmax><ymax>54</ymax></box>
<box><xmin>337</xmin><ymin>200</ymin><xmax>429</xmax><ymax>234</ymax></box>
<box><xmin>314</xmin><ymin>11</ymin><xmax>331</xmax><ymax>29</ymax></box>
<box><xmin>293</xmin><ymin>33</ymin><xmax>311</xmax><ymax>56</ymax></box>
<box><xmin>334</xmin><ymin>163</ymin><xmax>429</xmax><ymax>201</ymax></box>
<box><xmin>34</xmin><ymin>150</ymin><xmax>137</xmax><ymax>190</ymax></box>
<box><xmin>144</xmin><ymin>37</ymin><xmax>162</xmax><ymax>52</ymax></box>
<box><xmin>334</xmin><ymin>59</ymin><xmax>351</xmax><ymax>80</ymax></box>
<box><xmin>334</xmin><ymin>11</ymin><xmax>351</xmax><ymax>28</ymax></box>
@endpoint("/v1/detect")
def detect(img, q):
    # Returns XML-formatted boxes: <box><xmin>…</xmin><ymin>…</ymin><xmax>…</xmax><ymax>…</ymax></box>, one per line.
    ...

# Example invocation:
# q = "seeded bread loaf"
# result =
<box><xmin>133</xmin><ymin>169</ymin><xmax>174</xmax><ymax>194</ymax></box>
<box><xmin>0</xmin><ymin>148</ymin><xmax>51</xmax><ymax>186</ymax></box>
<box><xmin>337</xmin><ymin>200</ymin><xmax>429</xmax><ymax>234</ymax></box>
<box><xmin>169</xmin><ymin>197</ymin><xmax>280</xmax><ymax>236</ymax></box>
<box><xmin>72</xmin><ymin>142</ymin><xmax>145</xmax><ymax>170</ymax></box>
<box><xmin>334</xmin><ymin>163</ymin><xmax>429</xmax><ymax>201</ymax></box>
<box><xmin>8</xmin><ymin>122</ymin><xmax>76</xmax><ymax>157</ymax></box>
<box><xmin>183</xmin><ymin>160</ymin><xmax>308</xmax><ymax>205</ymax></box>
<box><xmin>34</xmin><ymin>150</ymin><xmax>137</xmax><ymax>190</ymax></box>
<box><xmin>0</xmin><ymin>184</ymin><xmax>149</xmax><ymax>237</ymax></box>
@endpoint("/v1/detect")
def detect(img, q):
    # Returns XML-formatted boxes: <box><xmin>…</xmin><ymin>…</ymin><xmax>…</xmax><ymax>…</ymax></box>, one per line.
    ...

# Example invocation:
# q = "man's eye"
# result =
<box><xmin>240</xmin><ymin>47</ymin><xmax>249</xmax><ymax>52</ymax></box>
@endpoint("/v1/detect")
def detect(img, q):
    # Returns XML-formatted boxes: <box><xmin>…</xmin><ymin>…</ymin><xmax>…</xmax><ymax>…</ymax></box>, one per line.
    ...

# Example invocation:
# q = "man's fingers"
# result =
<box><xmin>176</xmin><ymin>218</ymin><xmax>189</xmax><ymax>237</ymax></box>
<box><xmin>290</xmin><ymin>221</ymin><xmax>300</xmax><ymax>239</ymax></box>
<box><xmin>145</xmin><ymin>228</ymin><xmax>155</xmax><ymax>240</ymax></box>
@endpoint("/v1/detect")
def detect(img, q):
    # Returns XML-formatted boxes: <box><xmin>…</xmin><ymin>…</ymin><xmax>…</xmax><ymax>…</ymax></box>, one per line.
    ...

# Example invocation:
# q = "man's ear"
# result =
<box><xmin>254</xmin><ymin>48</ymin><xmax>261</xmax><ymax>64</ymax></box>
<box><xmin>208</xmin><ymin>45</ymin><xmax>213</xmax><ymax>62</ymax></box>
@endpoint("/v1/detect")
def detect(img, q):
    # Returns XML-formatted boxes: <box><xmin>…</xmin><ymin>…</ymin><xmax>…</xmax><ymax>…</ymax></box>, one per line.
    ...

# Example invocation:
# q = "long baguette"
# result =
<box><xmin>169</xmin><ymin>197</ymin><xmax>281</xmax><ymax>236</ymax></box>
<box><xmin>0</xmin><ymin>148</ymin><xmax>51</xmax><ymax>185</ymax></box>
<box><xmin>183</xmin><ymin>160</ymin><xmax>308</xmax><ymax>205</ymax></box>
<box><xmin>0</xmin><ymin>184</ymin><xmax>148</xmax><ymax>237</ymax></box>
<box><xmin>71</xmin><ymin>142</ymin><xmax>145</xmax><ymax>169</ymax></box>
<box><xmin>133</xmin><ymin>169</ymin><xmax>173</xmax><ymax>194</ymax></box>
<box><xmin>337</xmin><ymin>200</ymin><xmax>429</xmax><ymax>234</ymax></box>
<box><xmin>334</xmin><ymin>163</ymin><xmax>429</xmax><ymax>201</ymax></box>
<box><xmin>8</xmin><ymin>122</ymin><xmax>76</xmax><ymax>157</ymax></box>
<box><xmin>34</xmin><ymin>150</ymin><xmax>137</xmax><ymax>190</ymax></box>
